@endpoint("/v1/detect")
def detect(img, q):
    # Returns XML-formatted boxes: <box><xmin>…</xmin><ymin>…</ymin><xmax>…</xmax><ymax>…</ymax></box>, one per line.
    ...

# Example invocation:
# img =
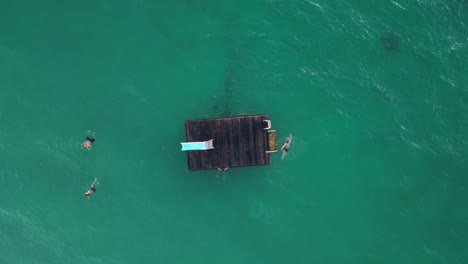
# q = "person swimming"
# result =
<box><xmin>81</xmin><ymin>130</ymin><xmax>96</xmax><ymax>150</ymax></box>
<box><xmin>84</xmin><ymin>178</ymin><xmax>98</xmax><ymax>199</ymax></box>
<box><xmin>217</xmin><ymin>167</ymin><xmax>229</xmax><ymax>172</ymax></box>
<box><xmin>216</xmin><ymin>166</ymin><xmax>229</xmax><ymax>180</ymax></box>
<box><xmin>281</xmin><ymin>133</ymin><xmax>292</xmax><ymax>159</ymax></box>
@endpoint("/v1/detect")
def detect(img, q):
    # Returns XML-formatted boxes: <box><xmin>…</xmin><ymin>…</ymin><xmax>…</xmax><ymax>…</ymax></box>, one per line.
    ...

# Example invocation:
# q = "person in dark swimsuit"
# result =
<box><xmin>85</xmin><ymin>178</ymin><xmax>98</xmax><ymax>199</ymax></box>
<box><xmin>81</xmin><ymin>130</ymin><xmax>96</xmax><ymax>150</ymax></box>
<box><xmin>281</xmin><ymin>134</ymin><xmax>292</xmax><ymax>160</ymax></box>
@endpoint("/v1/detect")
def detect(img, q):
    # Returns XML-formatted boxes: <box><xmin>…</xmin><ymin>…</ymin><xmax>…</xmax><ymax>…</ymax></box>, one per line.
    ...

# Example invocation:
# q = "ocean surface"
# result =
<box><xmin>1</xmin><ymin>0</ymin><xmax>467</xmax><ymax>263</ymax></box>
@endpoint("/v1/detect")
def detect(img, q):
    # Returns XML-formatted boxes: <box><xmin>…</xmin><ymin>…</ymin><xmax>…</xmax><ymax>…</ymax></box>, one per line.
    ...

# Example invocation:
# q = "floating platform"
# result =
<box><xmin>183</xmin><ymin>114</ymin><xmax>277</xmax><ymax>170</ymax></box>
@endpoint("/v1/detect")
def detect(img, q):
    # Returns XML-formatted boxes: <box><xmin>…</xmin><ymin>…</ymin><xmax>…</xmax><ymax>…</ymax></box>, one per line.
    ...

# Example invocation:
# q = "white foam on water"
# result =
<box><xmin>305</xmin><ymin>0</ymin><xmax>324</xmax><ymax>12</ymax></box>
<box><xmin>392</xmin><ymin>1</ymin><xmax>407</xmax><ymax>10</ymax></box>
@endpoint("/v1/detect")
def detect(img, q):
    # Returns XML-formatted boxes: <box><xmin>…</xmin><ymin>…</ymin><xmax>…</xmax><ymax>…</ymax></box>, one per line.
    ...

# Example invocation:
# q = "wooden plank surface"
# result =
<box><xmin>184</xmin><ymin>114</ymin><xmax>270</xmax><ymax>170</ymax></box>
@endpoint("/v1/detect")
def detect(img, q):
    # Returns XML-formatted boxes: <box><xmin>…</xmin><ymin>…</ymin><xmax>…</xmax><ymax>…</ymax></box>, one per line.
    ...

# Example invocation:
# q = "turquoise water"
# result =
<box><xmin>1</xmin><ymin>0</ymin><xmax>468</xmax><ymax>263</ymax></box>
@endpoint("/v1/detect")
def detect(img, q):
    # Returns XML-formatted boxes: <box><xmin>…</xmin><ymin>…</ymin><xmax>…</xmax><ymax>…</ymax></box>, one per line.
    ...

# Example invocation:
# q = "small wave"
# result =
<box><xmin>304</xmin><ymin>0</ymin><xmax>324</xmax><ymax>12</ymax></box>
<box><xmin>392</xmin><ymin>1</ymin><xmax>407</xmax><ymax>10</ymax></box>
<box><xmin>400</xmin><ymin>134</ymin><xmax>425</xmax><ymax>151</ymax></box>
<box><xmin>409</xmin><ymin>141</ymin><xmax>423</xmax><ymax>150</ymax></box>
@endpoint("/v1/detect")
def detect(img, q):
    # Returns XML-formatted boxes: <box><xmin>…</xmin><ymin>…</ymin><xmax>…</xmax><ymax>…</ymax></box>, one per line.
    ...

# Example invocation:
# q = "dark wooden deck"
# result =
<box><xmin>184</xmin><ymin>114</ymin><xmax>270</xmax><ymax>170</ymax></box>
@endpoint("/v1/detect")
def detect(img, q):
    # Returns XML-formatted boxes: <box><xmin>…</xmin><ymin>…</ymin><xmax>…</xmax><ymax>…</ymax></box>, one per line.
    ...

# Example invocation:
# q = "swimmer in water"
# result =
<box><xmin>81</xmin><ymin>130</ymin><xmax>96</xmax><ymax>150</ymax></box>
<box><xmin>216</xmin><ymin>166</ymin><xmax>229</xmax><ymax>180</ymax></box>
<box><xmin>281</xmin><ymin>134</ymin><xmax>292</xmax><ymax>159</ymax></box>
<box><xmin>217</xmin><ymin>167</ymin><xmax>229</xmax><ymax>172</ymax></box>
<box><xmin>84</xmin><ymin>178</ymin><xmax>98</xmax><ymax>199</ymax></box>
